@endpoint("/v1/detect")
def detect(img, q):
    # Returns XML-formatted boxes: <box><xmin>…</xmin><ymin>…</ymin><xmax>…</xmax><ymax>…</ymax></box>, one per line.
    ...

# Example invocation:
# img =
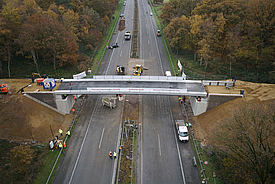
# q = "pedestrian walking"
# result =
<box><xmin>113</xmin><ymin>152</ymin><xmax>117</xmax><ymax>159</ymax></box>
<box><xmin>183</xmin><ymin>96</ymin><xmax>186</xmax><ymax>103</ymax></box>
<box><xmin>59</xmin><ymin>129</ymin><xmax>63</xmax><ymax>136</ymax></box>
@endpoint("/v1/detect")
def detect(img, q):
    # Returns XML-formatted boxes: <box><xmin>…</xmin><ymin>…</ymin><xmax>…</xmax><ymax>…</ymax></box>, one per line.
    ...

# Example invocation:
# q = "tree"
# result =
<box><xmin>213</xmin><ymin>101</ymin><xmax>275</xmax><ymax>183</ymax></box>
<box><xmin>62</xmin><ymin>9</ymin><xmax>80</xmax><ymax>41</ymax></box>
<box><xmin>10</xmin><ymin>145</ymin><xmax>35</xmax><ymax>173</ymax></box>
<box><xmin>163</xmin><ymin>15</ymin><xmax>190</xmax><ymax>55</ymax></box>
<box><xmin>159</xmin><ymin>3</ymin><xmax>173</xmax><ymax>25</ymax></box>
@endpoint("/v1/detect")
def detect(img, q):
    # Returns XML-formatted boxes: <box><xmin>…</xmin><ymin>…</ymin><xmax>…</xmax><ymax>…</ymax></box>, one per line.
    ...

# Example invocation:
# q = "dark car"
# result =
<box><xmin>108</xmin><ymin>43</ymin><xmax>119</xmax><ymax>49</ymax></box>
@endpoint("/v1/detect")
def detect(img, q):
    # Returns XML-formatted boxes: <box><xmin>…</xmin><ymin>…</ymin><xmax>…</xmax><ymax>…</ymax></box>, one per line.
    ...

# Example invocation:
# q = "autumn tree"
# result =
<box><xmin>213</xmin><ymin>101</ymin><xmax>275</xmax><ymax>183</ymax></box>
<box><xmin>163</xmin><ymin>15</ymin><xmax>190</xmax><ymax>55</ymax></box>
<box><xmin>159</xmin><ymin>3</ymin><xmax>173</xmax><ymax>25</ymax></box>
<box><xmin>10</xmin><ymin>145</ymin><xmax>35</xmax><ymax>173</ymax></box>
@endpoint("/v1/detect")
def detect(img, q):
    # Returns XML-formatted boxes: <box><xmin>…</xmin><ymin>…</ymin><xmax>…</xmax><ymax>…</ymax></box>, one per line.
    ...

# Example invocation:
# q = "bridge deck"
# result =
<box><xmin>55</xmin><ymin>76</ymin><xmax>207</xmax><ymax>96</ymax></box>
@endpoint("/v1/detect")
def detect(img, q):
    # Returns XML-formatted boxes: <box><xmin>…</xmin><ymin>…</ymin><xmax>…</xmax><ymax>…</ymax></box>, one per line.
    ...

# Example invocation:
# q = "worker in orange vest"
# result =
<box><xmin>72</xmin><ymin>108</ymin><xmax>75</xmax><ymax>115</ymax></box>
<box><xmin>73</xmin><ymin>96</ymin><xmax>76</xmax><ymax>101</ymax></box>
<box><xmin>109</xmin><ymin>151</ymin><xmax>112</xmax><ymax>159</ymax></box>
<box><xmin>119</xmin><ymin>146</ymin><xmax>122</xmax><ymax>152</ymax></box>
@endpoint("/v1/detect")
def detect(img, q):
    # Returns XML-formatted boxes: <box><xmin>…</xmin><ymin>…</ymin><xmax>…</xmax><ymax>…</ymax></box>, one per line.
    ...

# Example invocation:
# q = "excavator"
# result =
<box><xmin>32</xmin><ymin>73</ymin><xmax>47</xmax><ymax>85</ymax></box>
<box><xmin>116</xmin><ymin>65</ymin><xmax>125</xmax><ymax>75</ymax></box>
<box><xmin>133</xmin><ymin>65</ymin><xmax>143</xmax><ymax>76</ymax></box>
<box><xmin>0</xmin><ymin>84</ymin><xmax>9</xmax><ymax>94</ymax></box>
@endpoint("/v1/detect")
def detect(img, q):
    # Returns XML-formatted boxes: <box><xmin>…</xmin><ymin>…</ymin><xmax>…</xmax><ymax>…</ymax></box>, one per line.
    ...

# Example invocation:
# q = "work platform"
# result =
<box><xmin>55</xmin><ymin>75</ymin><xmax>207</xmax><ymax>97</ymax></box>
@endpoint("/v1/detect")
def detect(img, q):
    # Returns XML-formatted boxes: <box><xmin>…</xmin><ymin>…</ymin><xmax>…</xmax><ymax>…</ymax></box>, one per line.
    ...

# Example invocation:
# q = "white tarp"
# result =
<box><xmin>73</xmin><ymin>71</ymin><xmax>86</xmax><ymax>79</ymax></box>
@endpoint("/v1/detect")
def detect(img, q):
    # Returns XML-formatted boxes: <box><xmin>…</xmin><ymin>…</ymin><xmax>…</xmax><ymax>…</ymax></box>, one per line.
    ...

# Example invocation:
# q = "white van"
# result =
<box><xmin>165</xmin><ymin>71</ymin><xmax>171</xmax><ymax>76</ymax></box>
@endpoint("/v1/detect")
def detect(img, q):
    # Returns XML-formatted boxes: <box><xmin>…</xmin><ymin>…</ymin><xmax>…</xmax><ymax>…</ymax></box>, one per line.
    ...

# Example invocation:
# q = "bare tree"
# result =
<box><xmin>213</xmin><ymin>101</ymin><xmax>275</xmax><ymax>184</ymax></box>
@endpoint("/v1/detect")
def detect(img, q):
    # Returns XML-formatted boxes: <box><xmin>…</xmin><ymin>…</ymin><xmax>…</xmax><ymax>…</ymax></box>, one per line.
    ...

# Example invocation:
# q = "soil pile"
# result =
<box><xmin>193</xmin><ymin>80</ymin><xmax>275</xmax><ymax>144</ymax></box>
<box><xmin>0</xmin><ymin>79</ymin><xmax>73</xmax><ymax>143</ymax></box>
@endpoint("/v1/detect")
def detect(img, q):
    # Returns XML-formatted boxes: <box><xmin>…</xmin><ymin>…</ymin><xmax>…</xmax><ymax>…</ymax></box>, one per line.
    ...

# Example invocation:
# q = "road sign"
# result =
<box><xmin>204</xmin><ymin>161</ymin><xmax>208</xmax><ymax>165</ymax></box>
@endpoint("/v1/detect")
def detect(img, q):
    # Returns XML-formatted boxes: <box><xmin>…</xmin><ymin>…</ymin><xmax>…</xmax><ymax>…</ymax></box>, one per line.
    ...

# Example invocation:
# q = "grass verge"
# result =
<box><xmin>149</xmin><ymin>1</ymin><xmax>178</xmax><ymax>76</ymax></box>
<box><xmin>89</xmin><ymin>0</ymin><xmax>124</xmax><ymax>75</ymax></box>
<box><xmin>190</xmin><ymin>138</ymin><xmax>222</xmax><ymax>184</ymax></box>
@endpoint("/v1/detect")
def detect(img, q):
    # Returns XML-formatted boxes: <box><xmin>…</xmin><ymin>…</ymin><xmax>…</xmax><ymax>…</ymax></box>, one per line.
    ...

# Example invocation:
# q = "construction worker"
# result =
<box><xmin>66</xmin><ymin>130</ymin><xmax>71</xmax><ymax>137</ymax></box>
<box><xmin>73</xmin><ymin>96</ymin><xmax>77</xmax><ymax>101</ymax></box>
<box><xmin>63</xmin><ymin>141</ymin><xmax>66</xmax><ymax>148</ymax></box>
<box><xmin>119</xmin><ymin>146</ymin><xmax>122</xmax><ymax>152</ymax></box>
<box><xmin>72</xmin><ymin>108</ymin><xmax>75</xmax><ymax>115</ymax></box>
<box><xmin>179</xmin><ymin>96</ymin><xmax>181</xmax><ymax>102</ymax></box>
<box><xmin>59</xmin><ymin>129</ymin><xmax>63</xmax><ymax>136</ymax></box>
<box><xmin>61</xmin><ymin>78</ymin><xmax>64</xmax><ymax>82</ymax></box>
<box><xmin>58</xmin><ymin>142</ymin><xmax>63</xmax><ymax>150</ymax></box>
<box><xmin>109</xmin><ymin>151</ymin><xmax>113</xmax><ymax>159</ymax></box>
<box><xmin>113</xmin><ymin>152</ymin><xmax>117</xmax><ymax>159</ymax></box>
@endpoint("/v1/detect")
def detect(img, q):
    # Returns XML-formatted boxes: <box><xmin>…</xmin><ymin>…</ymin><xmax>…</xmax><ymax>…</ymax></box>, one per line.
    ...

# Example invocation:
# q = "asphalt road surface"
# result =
<box><xmin>136</xmin><ymin>0</ymin><xmax>201</xmax><ymax>183</ymax></box>
<box><xmin>53</xmin><ymin>0</ymin><xmax>201</xmax><ymax>183</ymax></box>
<box><xmin>52</xmin><ymin>1</ymin><xmax>134</xmax><ymax>183</ymax></box>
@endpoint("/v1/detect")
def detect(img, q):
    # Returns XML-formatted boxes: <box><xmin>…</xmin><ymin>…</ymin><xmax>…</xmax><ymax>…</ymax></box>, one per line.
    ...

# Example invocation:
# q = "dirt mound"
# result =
<box><xmin>0</xmin><ymin>79</ymin><xmax>73</xmax><ymax>143</ymax></box>
<box><xmin>118</xmin><ymin>19</ymin><xmax>125</xmax><ymax>31</ymax></box>
<box><xmin>193</xmin><ymin>80</ymin><xmax>275</xmax><ymax>144</ymax></box>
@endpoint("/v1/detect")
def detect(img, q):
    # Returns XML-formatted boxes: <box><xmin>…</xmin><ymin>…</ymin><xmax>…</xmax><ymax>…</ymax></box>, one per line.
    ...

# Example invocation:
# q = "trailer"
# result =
<box><xmin>102</xmin><ymin>97</ymin><xmax>117</xmax><ymax>109</ymax></box>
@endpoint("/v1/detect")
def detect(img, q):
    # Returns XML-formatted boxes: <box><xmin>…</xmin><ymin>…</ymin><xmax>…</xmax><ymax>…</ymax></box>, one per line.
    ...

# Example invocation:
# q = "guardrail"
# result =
<box><xmin>183</xmin><ymin>102</ymin><xmax>208</xmax><ymax>183</ymax></box>
<box><xmin>45</xmin><ymin>95</ymin><xmax>85</xmax><ymax>184</ymax></box>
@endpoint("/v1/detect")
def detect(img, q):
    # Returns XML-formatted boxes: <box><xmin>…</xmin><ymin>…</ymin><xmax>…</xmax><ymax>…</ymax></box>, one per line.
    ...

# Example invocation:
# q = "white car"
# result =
<box><xmin>150</xmin><ymin>12</ymin><xmax>153</xmax><ymax>16</ymax></box>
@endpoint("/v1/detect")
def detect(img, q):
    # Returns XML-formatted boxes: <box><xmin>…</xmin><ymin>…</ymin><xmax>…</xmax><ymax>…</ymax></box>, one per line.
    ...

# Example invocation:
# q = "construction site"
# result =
<box><xmin>0</xmin><ymin>78</ymin><xmax>275</xmax><ymax>145</ymax></box>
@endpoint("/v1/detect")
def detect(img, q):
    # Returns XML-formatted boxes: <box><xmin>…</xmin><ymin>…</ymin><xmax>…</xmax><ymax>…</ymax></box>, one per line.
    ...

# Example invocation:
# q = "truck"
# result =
<box><xmin>125</xmin><ymin>31</ymin><xmax>131</xmax><ymax>40</ymax></box>
<box><xmin>175</xmin><ymin>120</ymin><xmax>189</xmax><ymax>142</ymax></box>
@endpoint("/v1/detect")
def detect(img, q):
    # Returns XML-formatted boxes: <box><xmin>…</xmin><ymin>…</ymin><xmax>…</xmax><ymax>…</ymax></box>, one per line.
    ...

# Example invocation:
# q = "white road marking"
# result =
<box><xmin>148</xmin><ymin>40</ymin><xmax>150</xmax><ymax>44</ymax></box>
<box><xmin>168</xmin><ymin>99</ymin><xmax>187</xmax><ymax>184</ymax></box>
<box><xmin>98</xmin><ymin>128</ymin><xmax>105</xmax><ymax>149</ymax></box>
<box><xmin>158</xmin><ymin>134</ymin><xmax>161</xmax><ymax>155</ymax></box>
<box><xmin>147</xmin><ymin>30</ymin><xmax>148</xmax><ymax>35</ymax></box>
<box><xmin>120</xmin><ymin>51</ymin><xmax>122</xmax><ymax>57</ymax></box>
<box><xmin>68</xmin><ymin>97</ymin><xmax>99</xmax><ymax>184</ymax></box>
<box><xmin>149</xmin><ymin>52</ymin><xmax>151</xmax><ymax>58</ymax></box>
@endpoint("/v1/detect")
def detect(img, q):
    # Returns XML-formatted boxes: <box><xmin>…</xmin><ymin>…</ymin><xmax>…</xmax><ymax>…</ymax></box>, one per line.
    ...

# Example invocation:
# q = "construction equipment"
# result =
<box><xmin>102</xmin><ymin>97</ymin><xmax>117</xmax><ymax>109</ymax></box>
<box><xmin>0</xmin><ymin>84</ymin><xmax>9</xmax><ymax>94</ymax></box>
<box><xmin>116</xmin><ymin>65</ymin><xmax>125</xmax><ymax>75</ymax></box>
<box><xmin>133</xmin><ymin>65</ymin><xmax>143</xmax><ymax>76</ymax></box>
<box><xmin>32</xmin><ymin>73</ymin><xmax>46</xmax><ymax>85</ymax></box>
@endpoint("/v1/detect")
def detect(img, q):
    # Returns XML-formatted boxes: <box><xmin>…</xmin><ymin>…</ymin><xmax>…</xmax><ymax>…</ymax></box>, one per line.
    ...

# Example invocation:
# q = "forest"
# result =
<box><xmin>0</xmin><ymin>0</ymin><xmax>119</xmax><ymax>77</ymax></box>
<box><xmin>159</xmin><ymin>0</ymin><xmax>275</xmax><ymax>83</ymax></box>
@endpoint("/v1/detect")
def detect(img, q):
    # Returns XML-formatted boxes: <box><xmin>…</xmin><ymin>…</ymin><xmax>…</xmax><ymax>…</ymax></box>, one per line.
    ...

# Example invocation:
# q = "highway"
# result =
<box><xmin>52</xmin><ymin>0</ymin><xmax>201</xmax><ymax>183</ymax></box>
<box><xmin>137</xmin><ymin>0</ymin><xmax>201</xmax><ymax>183</ymax></box>
<box><xmin>52</xmin><ymin>0</ymin><xmax>134</xmax><ymax>183</ymax></box>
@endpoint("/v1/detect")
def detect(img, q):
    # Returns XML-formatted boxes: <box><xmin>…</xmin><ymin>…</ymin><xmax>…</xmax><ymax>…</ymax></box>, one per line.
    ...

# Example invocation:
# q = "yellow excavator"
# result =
<box><xmin>133</xmin><ymin>65</ymin><xmax>143</xmax><ymax>76</ymax></box>
<box><xmin>32</xmin><ymin>73</ymin><xmax>47</xmax><ymax>85</ymax></box>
